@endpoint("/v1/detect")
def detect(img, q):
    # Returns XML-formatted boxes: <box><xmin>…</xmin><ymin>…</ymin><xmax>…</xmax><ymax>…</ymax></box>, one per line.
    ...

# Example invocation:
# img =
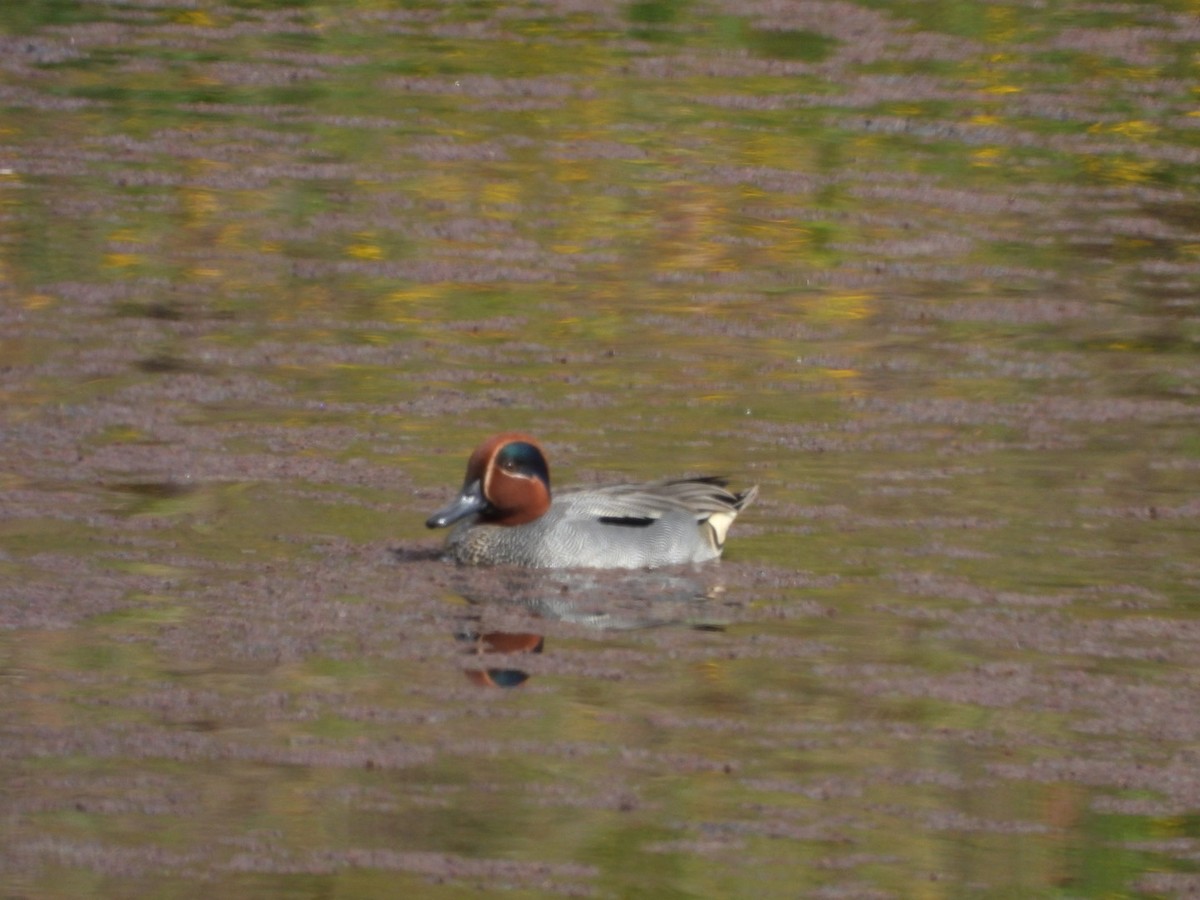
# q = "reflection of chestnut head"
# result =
<box><xmin>477</xmin><ymin>632</ymin><xmax>545</xmax><ymax>655</ymax></box>
<box><xmin>458</xmin><ymin>630</ymin><xmax>545</xmax><ymax>689</ymax></box>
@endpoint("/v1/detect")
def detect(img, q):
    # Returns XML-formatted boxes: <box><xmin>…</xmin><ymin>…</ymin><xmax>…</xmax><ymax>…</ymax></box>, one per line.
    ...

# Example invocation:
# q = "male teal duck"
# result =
<box><xmin>426</xmin><ymin>433</ymin><xmax>758</xmax><ymax>568</ymax></box>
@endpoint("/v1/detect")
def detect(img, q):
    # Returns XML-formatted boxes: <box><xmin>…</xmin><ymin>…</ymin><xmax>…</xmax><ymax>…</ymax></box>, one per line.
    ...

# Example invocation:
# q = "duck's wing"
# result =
<box><xmin>561</xmin><ymin>478</ymin><xmax>757</xmax><ymax>526</ymax></box>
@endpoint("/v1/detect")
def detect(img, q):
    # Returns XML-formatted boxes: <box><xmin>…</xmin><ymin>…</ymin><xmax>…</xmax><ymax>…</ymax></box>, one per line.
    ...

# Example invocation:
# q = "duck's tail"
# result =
<box><xmin>704</xmin><ymin>483</ymin><xmax>759</xmax><ymax>549</ymax></box>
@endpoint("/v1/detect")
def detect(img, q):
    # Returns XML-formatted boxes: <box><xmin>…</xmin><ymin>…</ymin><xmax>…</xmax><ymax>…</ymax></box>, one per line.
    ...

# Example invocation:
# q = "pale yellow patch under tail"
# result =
<box><xmin>705</xmin><ymin>484</ymin><xmax>759</xmax><ymax>550</ymax></box>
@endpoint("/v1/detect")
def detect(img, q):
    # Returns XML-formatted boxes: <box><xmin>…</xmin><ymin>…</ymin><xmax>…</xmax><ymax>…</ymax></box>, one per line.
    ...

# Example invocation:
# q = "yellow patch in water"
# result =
<box><xmin>972</xmin><ymin>147</ymin><xmax>1003</xmax><ymax>167</ymax></box>
<box><xmin>114</xmin><ymin>561</ymin><xmax>192</xmax><ymax>578</ymax></box>
<box><xmin>1089</xmin><ymin>120</ymin><xmax>1159</xmax><ymax>139</ymax></box>
<box><xmin>175</xmin><ymin>10</ymin><xmax>215</xmax><ymax>26</ymax></box>
<box><xmin>347</xmin><ymin>243</ymin><xmax>383</xmax><ymax>260</ymax></box>
<box><xmin>483</xmin><ymin>181</ymin><xmax>520</xmax><ymax>206</ymax></box>
<box><xmin>1084</xmin><ymin>156</ymin><xmax>1159</xmax><ymax>184</ymax></box>
<box><xmin>809</xmin><ymin>291</ymin><xmax>873</xmax><ymax>322</ymax></box>
<box><xmin>183</xmin><ymin>188</ymin><xmax>218</xmax><ymax>216</ymax></box>
<box><xmin>387</xmin><ymin>286</ymin><xmax>444</xmax><ymax>303</ymax></box>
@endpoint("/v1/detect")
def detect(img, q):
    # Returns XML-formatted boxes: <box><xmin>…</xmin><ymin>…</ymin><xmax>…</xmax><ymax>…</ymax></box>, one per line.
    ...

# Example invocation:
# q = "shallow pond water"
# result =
<box><xmin>2</xmin><ymin>1</ymin><xmax>1200</xmax><ymax>898</ymax></box>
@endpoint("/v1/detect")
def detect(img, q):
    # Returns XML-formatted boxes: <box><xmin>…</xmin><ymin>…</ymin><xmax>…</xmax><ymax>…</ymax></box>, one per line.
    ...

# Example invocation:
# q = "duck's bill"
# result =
<box><xmin>426</xmin><ymin>480</ymin><xmax>486</xmax><ymax>528</ymax></box>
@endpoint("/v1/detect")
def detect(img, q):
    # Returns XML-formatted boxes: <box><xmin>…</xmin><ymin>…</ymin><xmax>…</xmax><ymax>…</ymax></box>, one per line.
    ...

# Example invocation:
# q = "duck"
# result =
<box><xmin>426</xmin><ymin>433</ymin><xmax>758</xmax><ymax>568</ymax></box>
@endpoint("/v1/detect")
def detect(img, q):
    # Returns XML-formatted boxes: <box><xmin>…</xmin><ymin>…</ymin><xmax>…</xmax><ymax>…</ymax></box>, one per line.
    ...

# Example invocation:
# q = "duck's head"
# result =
<box><xmin>426</xmin><ymin>433</ymin><xmax>552</xmax><ymax>529</ymax></box>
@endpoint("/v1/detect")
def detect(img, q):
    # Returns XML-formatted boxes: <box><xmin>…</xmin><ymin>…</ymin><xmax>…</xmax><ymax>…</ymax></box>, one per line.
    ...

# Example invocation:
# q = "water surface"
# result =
<box><xmin>2</xmin><ymin>1</ymin><xmax>1199</xmax><ymax>897</ymax></box>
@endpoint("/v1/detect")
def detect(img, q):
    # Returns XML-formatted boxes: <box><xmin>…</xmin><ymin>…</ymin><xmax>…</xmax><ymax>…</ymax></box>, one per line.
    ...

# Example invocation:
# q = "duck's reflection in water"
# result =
<box><xmin>448</xmin><ymin>567</ymin><xmax>728</xmax><ymax>688</ymax></box>
<box><xmin>456</xmin><ymin>630</ymin><xmax>544</xmax><ymax>688</ymax></box>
